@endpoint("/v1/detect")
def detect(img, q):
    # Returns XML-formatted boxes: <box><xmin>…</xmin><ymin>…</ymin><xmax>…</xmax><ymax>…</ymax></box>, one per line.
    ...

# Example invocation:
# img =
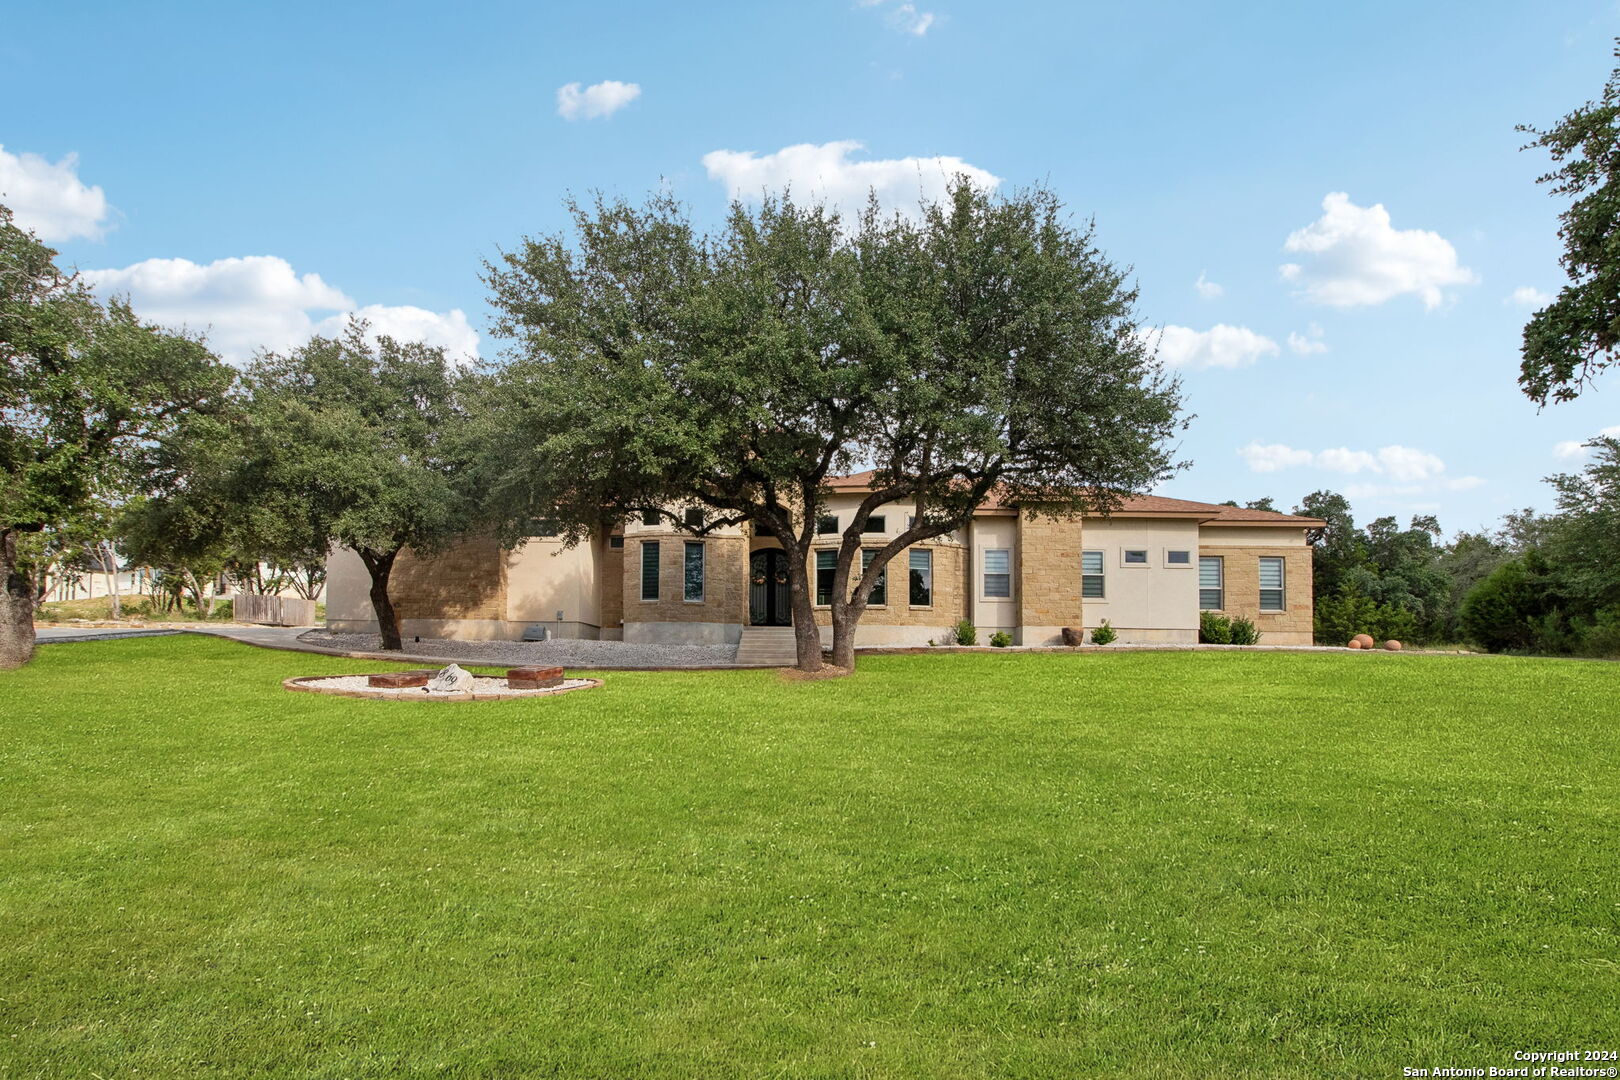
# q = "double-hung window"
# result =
<box><xmin>861</xmin><ymin>549</ymin><xmax>887</xmax><ymax>605</ymax></box>
<box><xmin>683</xmin><ymin>541</ymin><xmax>704</xmax><ymax>602</ymax></box>
<box><xmin>983</xmin><ymin>548</ymin><xmax>1011</xmax><ymax>598</ymax></box>
<box><xmin>815</xmin><ymin>550</ymin><xmax>837</xmax><ymax>605</ymax></box>
<box><xmin>1199</xmin><ymin>556</ymin><xmax>1223</xmax><ymax>610</ymax></box>
<box><xmin>1082</xmin><ymin>550</ymin><xmax>1105</xmax><ymax>598</ymax></box>
<box><xmin>1259</xmin><ymin>557</ymin><xmax>1286</xmax><ymax>611</ymax></box>
<box><xmin>640</xmin><ymin>541</ymin><xmax>660</xmax><ymax>601</ymax></box>
<box><xmin>909</xmin><ymin>548</ymin><xmax>932</xmax><ymax>606</ymax></box>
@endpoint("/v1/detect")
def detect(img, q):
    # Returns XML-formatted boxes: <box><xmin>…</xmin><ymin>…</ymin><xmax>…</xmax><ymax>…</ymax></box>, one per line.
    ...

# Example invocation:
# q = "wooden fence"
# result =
<box><xmin>232</xmin><ymin>593</ymin><xmax>319</xmax><ymax>627</ymax></box>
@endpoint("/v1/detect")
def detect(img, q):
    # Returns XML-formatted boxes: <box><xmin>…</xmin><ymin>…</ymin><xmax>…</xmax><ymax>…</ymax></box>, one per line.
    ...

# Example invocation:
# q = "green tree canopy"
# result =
<box><xmin>0</xmin><ymin>205</ymin><xmax>232</xmax><ymax>667</ymax></box>
<box><xmin>483</xmin><ymin>183</ymin><xmax>1185</xmax><ymax>670</ymax></box>
<box><xmin>228</xmin><ymin>321</ymin><xmax>479</xmax><ymax>650</ymax></box>
<box><xmin>1518</xmin><ymin>39</ymin><xmax>1620</xmax><ymax>405</ymax></box>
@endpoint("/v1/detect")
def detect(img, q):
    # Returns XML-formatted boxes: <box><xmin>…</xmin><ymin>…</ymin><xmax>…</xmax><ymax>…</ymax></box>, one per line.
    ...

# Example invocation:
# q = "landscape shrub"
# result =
<box><xmin>1090</xmin><ymin>620</ymin><xmax>1117</xmax><ymax>645</ymax></box>
<box><xmin>954</xmin><ymin>619</ymin><xmax>978</xmax><ymax>646</ymax></box>
<box><xmin>1314</xmin><ymin>591</ymin><xmax>1417</xmax><ymax>647</ymax></box>
<box><xmin>1457</xmin><ymin>558</ymin><xmax>1555</xmax><ymax>653</ymax></box>
<box><xmin>1229</xmin><ymin>616</ymin><xmax>1261</xmax><ymax>646</ymax></box>
<box><xmin>1199</xmin><ymin>611</ymin><xmax>1232</xmax><ymax>644</ymax></box>
<box><xmin>1573</xmin><ymin>608</ymin><xmax>1620</xmax><ymax>658</ymax></box>
<box><xmin>989</xmin><ymin>630</ymin><xmax>1013</xmax><ymax>648</ymax></box>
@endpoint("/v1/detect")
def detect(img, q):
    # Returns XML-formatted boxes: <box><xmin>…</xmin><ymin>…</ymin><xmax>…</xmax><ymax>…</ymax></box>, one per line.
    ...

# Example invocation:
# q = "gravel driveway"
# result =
<box><xmin>297</xmin><ymin>631</ymin><xmax>741</xmax><ymax>669</ymax></box>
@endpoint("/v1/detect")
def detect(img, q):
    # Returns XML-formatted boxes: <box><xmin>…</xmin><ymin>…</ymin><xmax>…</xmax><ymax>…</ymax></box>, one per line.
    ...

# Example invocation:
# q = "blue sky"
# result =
<box><xmin>3</xmin><ymin>0</ymin><xmax>1616</xmax><ymax>533</ymax></box>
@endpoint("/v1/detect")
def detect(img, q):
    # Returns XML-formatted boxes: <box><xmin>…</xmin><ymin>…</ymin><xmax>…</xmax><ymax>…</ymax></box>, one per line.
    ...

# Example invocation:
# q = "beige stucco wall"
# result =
<box><xmin>968</xmin><ymin>516</ymin><xmax>1019</xmax><ymax>636</ymax></box>
<box><xmin>1079</xmin><ymin>518</ymin><xmax>1201</xmax><ymax>643</ymax></box>
<box><xmin>504</xmin><ymin>537</ymin><xmax>603</xmax><ymax>639</ymax></box>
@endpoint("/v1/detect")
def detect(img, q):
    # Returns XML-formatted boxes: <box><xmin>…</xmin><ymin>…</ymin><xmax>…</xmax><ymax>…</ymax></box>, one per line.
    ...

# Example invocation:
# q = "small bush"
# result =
<box><xmin>1199</xmin><ymin>611</ymin><xmax>1232</xmax><ymax>644</ymax></box>
<box><xmin>1229</xmin><ymin>616</ymin><xmax>1261</xmax><ymax>646</ymax></box>
<box><xmin>954</xmin><ymin>619</ymin><xmax>978</xmax><ymax>646</ymax></box>
<box><xmin>989</xmin><ymin>630</ymin><xmax>1013</xmax><ymax>648</ymax></box>
<box><xmin>1090</xmin><ymin>620</ymin><xmax>1117</xmax><ymax>646</ymax></box>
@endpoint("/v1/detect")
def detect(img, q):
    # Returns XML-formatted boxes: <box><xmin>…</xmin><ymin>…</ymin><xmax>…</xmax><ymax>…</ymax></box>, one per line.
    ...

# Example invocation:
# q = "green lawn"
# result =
<box><xmin>2</xmin><ymin>637</ymin><xmax>1616</xmax><ymax>1078</ymax></box>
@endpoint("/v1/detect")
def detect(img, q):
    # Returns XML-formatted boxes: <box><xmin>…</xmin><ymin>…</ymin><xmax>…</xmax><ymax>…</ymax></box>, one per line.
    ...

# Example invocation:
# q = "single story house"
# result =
<box><xmin>326</xmin><ymin>475</ymin><xmax>1324</xmax><ymax>647</ymax></box>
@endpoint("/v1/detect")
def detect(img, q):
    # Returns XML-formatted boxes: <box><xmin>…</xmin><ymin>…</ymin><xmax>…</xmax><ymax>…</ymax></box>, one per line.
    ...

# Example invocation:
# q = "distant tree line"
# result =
<box><xmin>1257</xmin><ymin>438</ymin><xmax>1620</xmax><ymax>656</ymax></box>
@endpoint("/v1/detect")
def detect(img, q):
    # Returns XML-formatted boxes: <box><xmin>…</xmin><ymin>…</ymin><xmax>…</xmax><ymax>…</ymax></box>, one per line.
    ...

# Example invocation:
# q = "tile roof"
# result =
<box><xmin>825</xmin><ymin>472</ymin><xmax>1325</xmax><ymax>527</ymax></box>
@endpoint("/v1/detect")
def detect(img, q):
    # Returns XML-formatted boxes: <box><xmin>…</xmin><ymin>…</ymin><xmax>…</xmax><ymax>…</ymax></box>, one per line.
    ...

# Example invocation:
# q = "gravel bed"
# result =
<box><xmin>297</xmin><ymin>631</ymin><xmax>740</xmax><ymax>669</ymax></box>
<box><xmin>294</xmin><ymin>674</ymin><xmax>598</xmax><ymax>698</ymax></box>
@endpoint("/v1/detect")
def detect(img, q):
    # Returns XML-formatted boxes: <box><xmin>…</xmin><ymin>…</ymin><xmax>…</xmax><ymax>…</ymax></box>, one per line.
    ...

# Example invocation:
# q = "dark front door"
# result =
<box><xmin>749</xmin><ymin>550</ymin><xmax>792</xmax><ymax>626</ymax></box>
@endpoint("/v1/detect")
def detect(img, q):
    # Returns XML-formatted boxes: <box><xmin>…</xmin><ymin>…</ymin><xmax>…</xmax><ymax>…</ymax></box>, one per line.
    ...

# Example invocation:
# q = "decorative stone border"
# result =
<box><xmin>283</xmin><ymin>673</ymin><xmax>604</xmax><ymax>702</ymax></box>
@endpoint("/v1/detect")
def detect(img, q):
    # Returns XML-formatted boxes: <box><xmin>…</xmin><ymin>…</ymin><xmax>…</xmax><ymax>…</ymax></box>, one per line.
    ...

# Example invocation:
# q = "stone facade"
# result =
<box><xmin>1197</xmin><ymin>544</ymin><xmax>1315</xmax><ymax>645</ymax></box>
<box><xmin>621</xmin><ymin>535</ymin><xmax>748</xmax><ymax>643</ymax></box>
<box><xmin>1017</xmin><ymin>514</ymin><xmax>1084</xmax><ymax>645</ymax></box>
<box><xmin>805</xmin><ymin>540</ymin><xmax>968</xmax><ymax>644</ymax></box>
<box><xmin>392</xmin><ymin>538</ymin><xmax>507</xmax><ymax>623</ymax></box>
<box><xmin>600</xmin><ymin>540</ymin><xmax>624</xmax><ymax>638</ymax></box>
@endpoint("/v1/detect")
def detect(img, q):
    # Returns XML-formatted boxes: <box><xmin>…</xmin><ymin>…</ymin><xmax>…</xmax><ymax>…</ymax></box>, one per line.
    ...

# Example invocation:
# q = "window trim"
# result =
<box><xmin>862</xmin><ymin>515</ymin><xmax>887</xmax><ymax>535</ymax></box>
<box><xmin>1121</xmin><ymin>548</ymin><xmax>1150</xmax><ymax>567</ymax></box>
<box><xmin>608</xmin><ymin>535</ymin><xmax>625</xmax><ymax>549</ymax></box>
<box><xmin>641</xmin><ymin>509</ymin><xmax>661</xmax><ymax>527</ymax></box>
<box><xmin>640</xmin><ymin>541</ymin><xmax>660</xmax><ymax>602</ymax></box>
<box><xmin>1082</xmin><ymin>549</ymin><xmax>1106</xmax><ymax>600</ymax></box>
<box><xmin>816</xmin><ymin>514</ymin><xmax>838</xmax><ymax>535</ymax></box>
<box><xmin>908</xmin><ymin>547</ymin><xmax>933</xmax><ymax>608</ymax></box>
<box><xmin>982</xmin><ymin>547</ymin><xmax>1012</xmax><ymax>600</ymax></box>
<box><xmin>682</xmin><ymin>541</ymin><xmax>705</xmax><ymax>603</ymax></box>
<box><xmin>1259</xmin><ymin>556</ymin><xmax>1286</xmax><ymax>612</ymax></box>
<box><xmin>683</xmin><ymin>507</ymin><xmax>706</xmax><ymax>530</ymax></box>
<box><xmin>1199</xmin><ymin>555</ymin><xmax>1224</xmax><ymax>611</ymax></box>
<box><xmin>1164</xmin><ymin>549</ymin><xmax>1192</xmax><ymax>567</ymax></box>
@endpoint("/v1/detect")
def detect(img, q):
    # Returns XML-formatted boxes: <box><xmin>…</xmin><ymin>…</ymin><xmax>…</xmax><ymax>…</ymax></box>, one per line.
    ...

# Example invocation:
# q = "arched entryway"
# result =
<box><xmin>748</xmin><ymin>549</ymin><xmax>793</xmax><ymax>626</ymax></box>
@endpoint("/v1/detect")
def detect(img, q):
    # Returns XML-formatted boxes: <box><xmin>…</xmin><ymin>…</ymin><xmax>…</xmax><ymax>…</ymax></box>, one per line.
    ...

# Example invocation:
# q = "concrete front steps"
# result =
<box><xmin>735</xmin><ymin>626</ymin><xmax>801</xmax><ymax>666</ymax></box>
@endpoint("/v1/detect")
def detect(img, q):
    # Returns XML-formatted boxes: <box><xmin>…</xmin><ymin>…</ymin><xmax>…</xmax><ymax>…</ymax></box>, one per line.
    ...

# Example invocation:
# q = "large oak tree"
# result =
<box><xmin>0</xmin><ymin>205</ymin><xmax>231</xmax><ymax>668</ymax></box>
<box><xmin>482</xmin><ymin>183</ymin><xmax>1184</xmax><ymax>671</ymax></box>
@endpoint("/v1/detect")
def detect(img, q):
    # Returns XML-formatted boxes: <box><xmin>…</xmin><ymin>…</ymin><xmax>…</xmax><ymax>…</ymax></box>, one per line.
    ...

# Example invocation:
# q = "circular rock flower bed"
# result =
<box><xmin>285</xmin><ymin>663</ymin><xmax>602</xmax><ymax>702</ymax></box>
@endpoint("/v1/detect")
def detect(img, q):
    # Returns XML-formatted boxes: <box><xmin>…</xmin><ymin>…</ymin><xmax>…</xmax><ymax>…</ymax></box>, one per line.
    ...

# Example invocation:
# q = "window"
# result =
<box><xmin>817</xmin><ymin>514</ymin><xmax>838</xmax><ymax>535</ymax></box>
<box><xmin>683</xmin><ymin>507</ymin><xmax>705</xmax><ymax>530</ymax></box>
<box><xmin>861</xmin><ymin>549</ymin><xmax>887</xmax><ymax>605</ymax></box>
<box><xmin>683</xmin><ymin>541</ymin><xmax>704</xmax><ymax>602</ymax></box>
<box><xmin>862</xmin><ymin>515</ymin><xmax>887</xmax><ymax>534</ymax></box>
<box><xmin>608</xmin><ymin>535</ymin><xmax>624</xmax><ymax>549</ymax></box>
<box><xmin>1166</xmin><ymin>549</ymin><xmax>1191</xmax><ymax>565</ymax></box>
<box><xmin>1259</xmin><ymin>556</ymin><xmax>1285</xmax><ymax>611</ymax></box>
<box><xmin>1199</xmin><ymin>556</ymin><xmax>1223</xmax><ymax>610</ymax></box>
<box><xmin>815</xmin><ymin>550</ymin><xmax>837</xmax><ymax>605</ymax></box>
<box><xmin>640</xmin><ymin>542</ymin><xmax>660</xmax><ymax>601</ymax></box>
<box><xmin>909</xmin><ymin>548</ymin><xmax>932</xmax><ymax>606</ymax></box>
<box><xmin>983</xmin><ymin>548</ymin><xmax>1011</xmax><ymax>598</ymax></box>
<box><xmin>1082</xmin><ymin>550</ymin><xmax>1105</xmax><ymax>599</ymax></box>
<box><xmin>641</xmin><ymin>509</ymin><xmax>660</xmax><ymax>526</ymax></box>
<box><xmin>1123</xmin><ymin>549</ymin><xmax>1148</xmax><ymax>565</ymax></box>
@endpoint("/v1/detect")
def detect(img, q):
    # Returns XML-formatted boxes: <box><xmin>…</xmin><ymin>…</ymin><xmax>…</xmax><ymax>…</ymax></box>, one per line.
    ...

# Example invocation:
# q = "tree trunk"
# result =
<box><xmin>785</xmin><ymin>551</ymin><xmax>823</xmax><ymax>673</ymax></box>
<box><xmin>358</xmin><ymin>548</ymin><xmax>402</xmax><ymax>651</ymax></box>
<box><xmin>0</xmin><ymin>529</ymin><xmax>37</xmax><ymax>670</ymax></box>
<box><xmin>100</xmin><ymin>542</ymin><xmax>121</xmax><ymax>620</ymax></box>
<box><xmin>830</xmin><ymin>608</ymin><xmax>858</xmax><ymax>671</ymax></box>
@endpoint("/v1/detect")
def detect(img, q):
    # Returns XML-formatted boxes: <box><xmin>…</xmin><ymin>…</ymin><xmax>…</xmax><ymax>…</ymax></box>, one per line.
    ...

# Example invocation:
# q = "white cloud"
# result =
<box><xmin>702</xmin><ymin>139</ymin><xmax>999</xmax><ymax>221</ymax></box>
<box><xmin>1286</xmin><ymin>323</ymin><xmax>1329</xmax><ymax>355</ymax></box>
<box><xmin>1238</xmin><ymin>443</ymin><xmax>1315</xmax><ymax>472</ymax></box>
<box><xmin>1149</xmin><ymin>324</ymin><xmax>1279</xmax><ymax>371</ymax></box>
<box><xmin>1507</xmin><ymin>285</ymin><xmax>1552</xmax><ymax>308</ymax></box>
<box><xmin>555</xmin><ymin>80</ymin><xmax>641</xmax><ymax>121</ymax></box>
<box><xmin>83</xmin><ymin>255</ymin><xmax>478</xmax><ymax>363</ymax></box>
<box><xmin>1193</xmin><ymin>271</ymin><xmax>1223</xmax><ymax>299</ymax></box>
<box><xmin>1280</xmin><ymin>192</ymin><xmax>1476</xmax><ymax>309</ymax></box>
<box><xmin>0</xmin><ymin>144</ymin><xmax>112</xmax><ymax>241</ymax></box>
<box><xmin>1554</xmin><ymin>425</ymin><xmax>1620</xmax><ymax>459</ymax></box>
<box><xmin>861</xmin><ymin>0</ymin><xmax>935</xmax><ymax>35</ymax></box>
<box><xmin>1240</xmin><ymin>441</ymin><xmax>1469</xmax><ymax>492</ymax></box>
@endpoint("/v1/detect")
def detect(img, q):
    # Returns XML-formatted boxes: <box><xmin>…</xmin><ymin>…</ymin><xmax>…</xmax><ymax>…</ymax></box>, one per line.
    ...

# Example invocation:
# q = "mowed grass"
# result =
<box><xmin>2</xmin><ymin>637</ymin><xmax>1616</xmax><ymax>1078</ymax></box>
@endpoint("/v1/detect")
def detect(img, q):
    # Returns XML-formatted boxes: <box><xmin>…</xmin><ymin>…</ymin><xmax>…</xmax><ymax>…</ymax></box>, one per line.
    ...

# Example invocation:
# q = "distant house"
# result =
<box><xmin>326</xmin><ymin>474</ymin><xmax>1323</xmax><ymax>646</ymax></box>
